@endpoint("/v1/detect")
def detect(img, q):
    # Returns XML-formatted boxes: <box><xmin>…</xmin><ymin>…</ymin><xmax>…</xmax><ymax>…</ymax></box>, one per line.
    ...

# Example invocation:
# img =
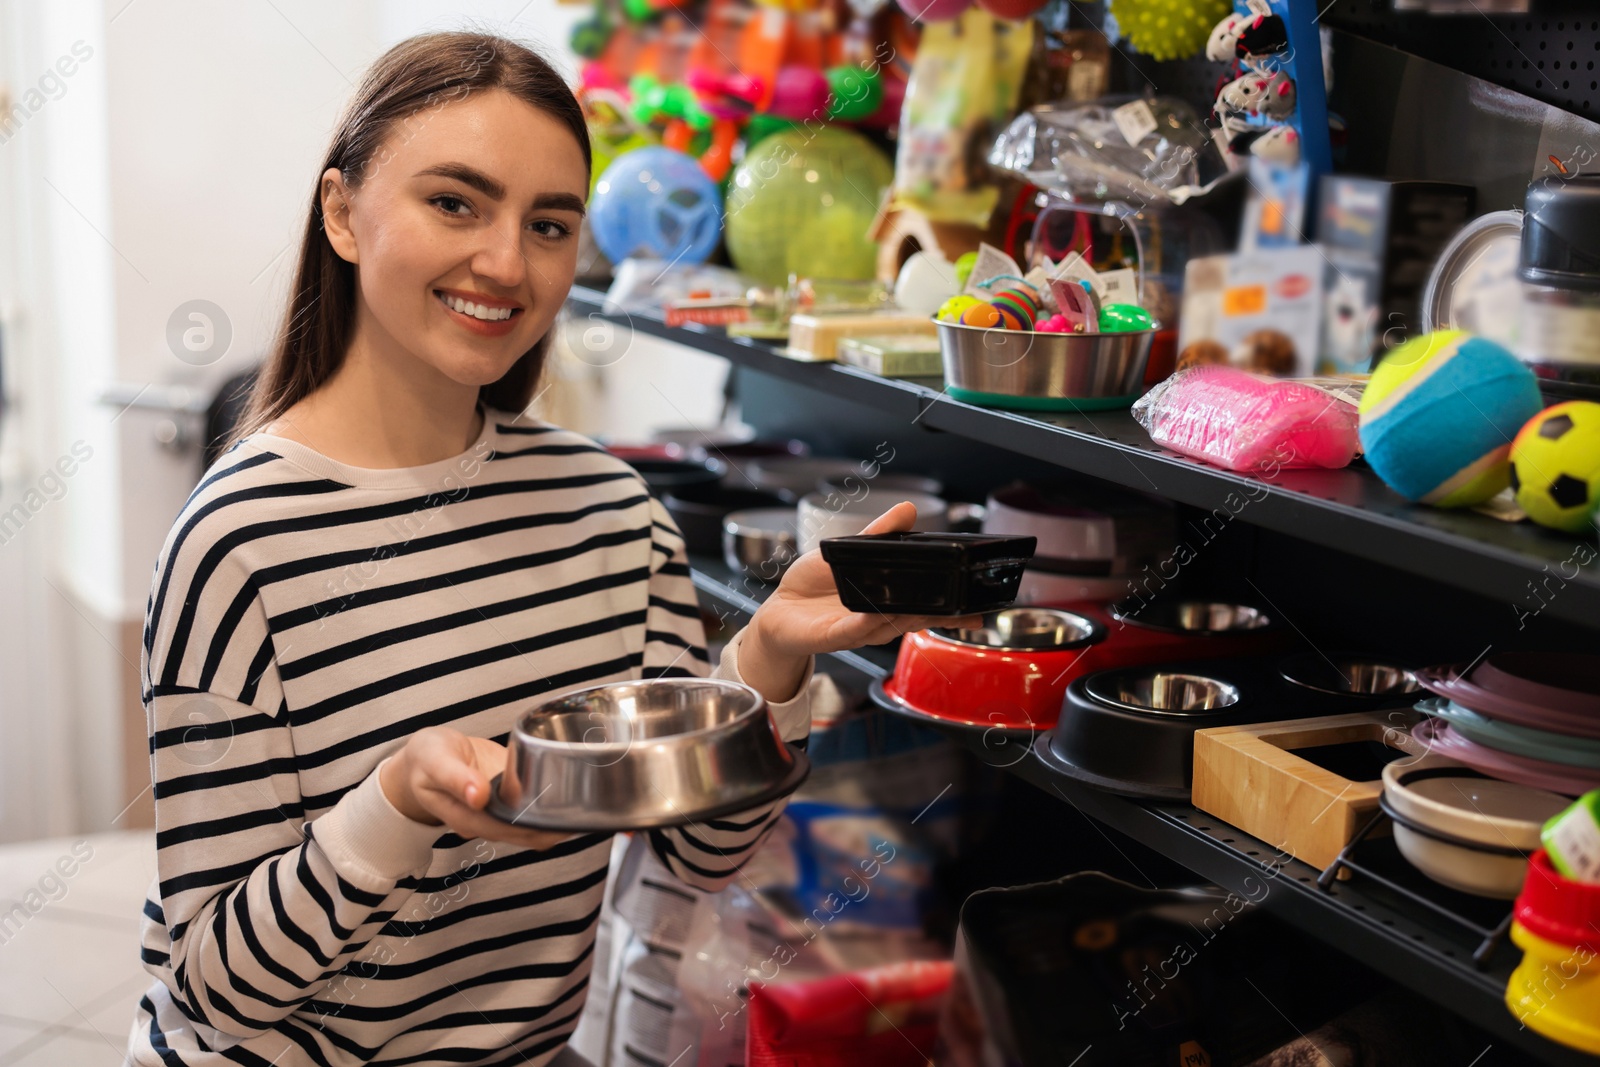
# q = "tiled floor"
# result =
<box><xmin>0</xmin><ymin>831</ymin><xmax>156</xmax><ymax>1066</ymax></box>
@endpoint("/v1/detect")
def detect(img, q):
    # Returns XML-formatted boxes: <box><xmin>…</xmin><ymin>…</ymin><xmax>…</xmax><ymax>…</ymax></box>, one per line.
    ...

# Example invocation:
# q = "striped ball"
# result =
<box><xmin>990</xmin><ymin>286</ymin><xmax>1040</xmax><ymax>330</ymax></box>
<box><xmin>1358</xmin><ymin>331</ymin><xmax>1544</xmax><ymax>507</ymax></box>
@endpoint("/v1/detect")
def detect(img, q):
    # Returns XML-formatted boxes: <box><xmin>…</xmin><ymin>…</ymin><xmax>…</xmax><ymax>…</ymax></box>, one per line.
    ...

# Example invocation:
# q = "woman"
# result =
<box><xmin>129</xmin><ymin>30</ymin><xmax>975</xmax><ymax>1067</ymax></box>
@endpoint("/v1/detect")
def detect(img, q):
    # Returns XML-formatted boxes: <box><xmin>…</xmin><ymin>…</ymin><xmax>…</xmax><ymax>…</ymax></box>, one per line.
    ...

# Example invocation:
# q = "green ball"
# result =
<box><xmin>825</xmin><ymin>66</ymin><xmax>884</xmax><ymax>122</ymax></box>
<box><xmin>1098</xmin><ymin>303</ymin><xmax>1155</xmax><ymax>332</ymax></box>
<box><xmin>954</xmin><ymin>252</ymin><xmax>978</xmax><ymax>289</ymax></box>
<box><xmin>724</xmin><ymin>127</ymin><xmax>894</xmax><ymax>288</ymax></box>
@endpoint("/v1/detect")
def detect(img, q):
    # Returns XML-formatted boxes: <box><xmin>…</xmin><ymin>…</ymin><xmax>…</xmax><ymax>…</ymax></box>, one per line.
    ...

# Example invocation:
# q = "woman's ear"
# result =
<box><xmin>320</xmin><ymin>166</ymin><xmax>359</xmax><ymax>265</ymax></box>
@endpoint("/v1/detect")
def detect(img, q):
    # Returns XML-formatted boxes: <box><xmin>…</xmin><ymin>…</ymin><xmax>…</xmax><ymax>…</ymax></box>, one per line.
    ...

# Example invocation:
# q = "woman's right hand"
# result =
<box><xmin>379</xmin><ymin>726</ymin><xmax>575</xmax><ymax>850</ymax></box>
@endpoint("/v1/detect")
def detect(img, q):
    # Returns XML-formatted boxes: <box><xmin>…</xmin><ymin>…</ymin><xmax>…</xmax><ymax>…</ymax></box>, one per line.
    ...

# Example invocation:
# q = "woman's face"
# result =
<box><xmin>322</xmin><ymin>87</ymin><xmax>589</xmax><ymax>389</ymax></box>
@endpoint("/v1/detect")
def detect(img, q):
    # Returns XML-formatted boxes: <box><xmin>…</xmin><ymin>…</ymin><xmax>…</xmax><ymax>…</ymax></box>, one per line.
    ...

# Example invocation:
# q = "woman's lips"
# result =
<box><xmin>434</xmin><ymin>289</ymin><xmax>523</xmax><ymax>337</ymax></box>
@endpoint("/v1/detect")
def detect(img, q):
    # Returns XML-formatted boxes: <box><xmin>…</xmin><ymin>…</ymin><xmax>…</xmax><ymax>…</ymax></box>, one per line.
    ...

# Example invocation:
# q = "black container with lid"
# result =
<box><xmin>1520</xmin><ymin>175</ymin><xmax>1600</xmax><ymax>396</ymax></box>
<box><xmin>819</xmin><ymin>532</ymin><xmax>1036</xmax><ymax>615</ymax></box>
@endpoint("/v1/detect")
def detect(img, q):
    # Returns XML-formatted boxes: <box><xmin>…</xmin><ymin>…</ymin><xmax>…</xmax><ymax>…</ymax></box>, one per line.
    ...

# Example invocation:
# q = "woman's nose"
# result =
<box><xmin>471</xmin><ymin>223</ymin><xmax>530</xmax><ymax>289</ymax></box>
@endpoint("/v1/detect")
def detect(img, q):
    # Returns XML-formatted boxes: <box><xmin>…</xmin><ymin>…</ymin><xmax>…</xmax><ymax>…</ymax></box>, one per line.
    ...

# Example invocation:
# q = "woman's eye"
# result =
<box><xmin>529</xmin><ymin>219</ymin><xmax>573</xmax><ymax>240</ymax></box>
<box><xmin>429</xmin><ymin>195</ymin><xmax>472</xmax><ymax>216</ymax></box>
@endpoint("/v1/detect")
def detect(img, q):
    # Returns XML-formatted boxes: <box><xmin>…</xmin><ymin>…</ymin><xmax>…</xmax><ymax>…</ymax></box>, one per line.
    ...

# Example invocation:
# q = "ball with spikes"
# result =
<box><xmin>1108</xmin><ymin>0</ymin><xmax>1235</xmax><ymax>62</ymax></box>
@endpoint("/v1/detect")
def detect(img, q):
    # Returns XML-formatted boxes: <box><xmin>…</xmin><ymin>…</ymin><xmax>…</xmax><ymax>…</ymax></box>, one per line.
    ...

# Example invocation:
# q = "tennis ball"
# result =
<box><xmin>937</xmin><ymin>295</ymin><xmax>981</xmax><ymax>322</ymax></box>
<box><xmin>1510</xmin><ymin>401</ymin><xmax>1600</xmax><ymax>533</ymax></box>
<box><xmin>1358</xmin><ymin>331</ymin><xmax>1544</xmax><ymax>507</ymax></box>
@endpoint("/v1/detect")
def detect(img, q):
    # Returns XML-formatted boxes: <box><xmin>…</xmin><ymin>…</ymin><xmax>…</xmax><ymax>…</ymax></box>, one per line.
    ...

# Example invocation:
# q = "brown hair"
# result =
<box><xmin>220</xmin><ymin>31</ymin><xmax>590</xmax><ymax>454</ymax></box>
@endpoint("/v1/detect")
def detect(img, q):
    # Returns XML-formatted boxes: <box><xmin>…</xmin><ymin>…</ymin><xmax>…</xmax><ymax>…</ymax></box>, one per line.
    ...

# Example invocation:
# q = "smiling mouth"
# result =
<box><xmin>434</xmin><ymin>290</ymin><xmax>523</xmax><ymax>322</ymax></box>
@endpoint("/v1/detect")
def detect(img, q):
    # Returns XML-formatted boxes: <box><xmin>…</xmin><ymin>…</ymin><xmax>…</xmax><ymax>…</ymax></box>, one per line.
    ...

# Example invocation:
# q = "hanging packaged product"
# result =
<box><xmin>988</xmin><ymin>95</ymin><xmax>1234</xmax><ymax>207</ymax></box>
<box><xmin>892</xmin><ymin>8</ymin><xmax>1033</xmax><ymax>228</ymax></box>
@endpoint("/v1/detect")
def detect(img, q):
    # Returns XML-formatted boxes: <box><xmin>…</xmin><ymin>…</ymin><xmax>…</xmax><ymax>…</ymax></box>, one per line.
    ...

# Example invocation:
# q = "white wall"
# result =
<box><xmin>0</xmin><ymin>0</ymin><xmax>725</xmax><ymax>841</ymax></box>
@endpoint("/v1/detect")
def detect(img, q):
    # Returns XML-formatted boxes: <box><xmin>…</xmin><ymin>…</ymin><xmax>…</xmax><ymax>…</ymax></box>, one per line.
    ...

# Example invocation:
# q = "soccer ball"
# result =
<box><xmin>1509</xmin><ymin>401</ymin><xmax>1600</xmax><ymax>533</ymax></box>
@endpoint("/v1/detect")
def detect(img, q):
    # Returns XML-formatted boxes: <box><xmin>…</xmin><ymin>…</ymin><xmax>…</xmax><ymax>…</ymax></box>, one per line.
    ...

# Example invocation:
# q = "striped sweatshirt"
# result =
<box><xmin>127</xmin><ymin>404</ymin><xmax>813</xmax><ymax>1067</ymax></box>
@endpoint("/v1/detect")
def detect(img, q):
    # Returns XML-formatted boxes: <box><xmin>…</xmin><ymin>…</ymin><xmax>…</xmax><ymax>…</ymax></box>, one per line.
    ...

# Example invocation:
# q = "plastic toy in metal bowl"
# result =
<box><xmin>934</xmin><ymin>319</ymin><xmax>1155</xmax><ymax>412</ymax></box>
<box><xmin>875</xmin><ymin>606</ymin><xmax>1107</xmax><ymax>732</ymax></box>
<box><xmin>489</xmin><ymin>678</ymin><xmax>809</xmax><ymax>832</ymax></box>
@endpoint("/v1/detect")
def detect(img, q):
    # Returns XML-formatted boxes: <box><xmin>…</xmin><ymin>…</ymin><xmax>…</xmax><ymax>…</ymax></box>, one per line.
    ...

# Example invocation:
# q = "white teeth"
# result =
<box><xmin>438</xmin><ymin>292</ymin><xmax>514</xmax><ymax>321</ymax></box>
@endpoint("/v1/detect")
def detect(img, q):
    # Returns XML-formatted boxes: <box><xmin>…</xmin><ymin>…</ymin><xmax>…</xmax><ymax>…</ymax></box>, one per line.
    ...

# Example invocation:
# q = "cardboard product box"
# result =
<box><xmin>1177</xmin><ymin>246</ymin><xmax>1326</xmax><ymax>378</ymax></box>
<box><xmin>1314</xmin><ymin>177</ymin><xmax>1475</xmax><ymax>375</ymax></box>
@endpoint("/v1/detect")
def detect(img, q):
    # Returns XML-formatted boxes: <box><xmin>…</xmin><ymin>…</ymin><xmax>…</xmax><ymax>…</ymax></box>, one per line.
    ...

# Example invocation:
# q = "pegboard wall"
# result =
<box><xmin>1058</xmin><ymin>1</ymin><xmax>1599</xmax><ymax>122</ymax></box>
<box><xmin>1317</xmin><ymin>2</ymin><xmax>1599</xmax><ymax>119</ymax></box>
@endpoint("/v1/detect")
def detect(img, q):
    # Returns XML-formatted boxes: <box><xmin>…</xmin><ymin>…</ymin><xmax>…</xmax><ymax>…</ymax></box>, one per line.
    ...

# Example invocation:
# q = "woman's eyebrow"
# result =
<box><xmin>414</xmin><ymin>163</ymin><xmax>586</xmax><ymax>216</ymax></box>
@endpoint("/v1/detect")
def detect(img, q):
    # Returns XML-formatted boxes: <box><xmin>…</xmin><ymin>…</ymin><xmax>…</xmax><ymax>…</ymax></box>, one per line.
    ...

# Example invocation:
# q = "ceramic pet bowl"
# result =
<box><xmin>1382</xmin><ymin>754</ymin><xmax>1569</xmax><ymax>899</ymax></box>
<box><xmin>490</xmin><ymin>678</ymin><xmax>809</xmax><ymax>832</ymax></box>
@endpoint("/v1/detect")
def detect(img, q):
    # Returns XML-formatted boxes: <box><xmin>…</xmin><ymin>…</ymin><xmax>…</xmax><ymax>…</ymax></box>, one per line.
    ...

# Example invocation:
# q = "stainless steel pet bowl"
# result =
<box><xmin>1084</xmin><ymin>670</ymin><xmax>1241</xmax><ymax>715</ymax></box>
<box><xmin>490</xmin><ymin>678</ymin><xmax>809</xmax><ymax>831</ymax></box>
<box><xmin>934</xmin><ymin>319</ymin><xmax>1155</xmax><ymax>410</ymax></box>
<box><xmin>1110</xmin><ymin>599</ymin><xmax>1272</xmax><ymax>634</ymax></box>
<box><xmin>932</xmin><ymin>607</ymin><xmax>1104</xmax><ymax>651</ymax></box>
<box><xmin>1279</xmin><ymin>654</ymin><xmax>1420</xmax><ymax>698</ymax></box>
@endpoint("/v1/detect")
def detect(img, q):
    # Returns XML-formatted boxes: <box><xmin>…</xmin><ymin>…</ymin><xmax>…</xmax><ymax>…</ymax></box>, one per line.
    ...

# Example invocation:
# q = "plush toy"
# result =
<box><xmin>1207</xmin><ymin>9</ymin><xmax>1288</xmax><ymax>63</ymax></box>
<box><xmin>1107</xmin><ymin>0</ymin><xmax>1234</xmax><ymax>62</ymax></box>
<box><xmin>1218</xmin><ymin>69</ymin><xmax>1296</xmax><ymax>119</ymax></box>
<box><xmin>1509</xmin><ymin>401</ymin><xmax>1600</xmax><ymax>533</ymax></box>
<box><xmin>1358</xmin><ymin>331</ymin><xmax>1545</xmax><ymax>507</ymax></box>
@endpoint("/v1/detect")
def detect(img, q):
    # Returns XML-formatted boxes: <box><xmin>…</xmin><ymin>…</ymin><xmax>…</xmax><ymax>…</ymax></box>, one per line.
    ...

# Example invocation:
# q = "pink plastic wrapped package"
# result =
<box><xmin>1132</xmin><ymin>365</ymin><xmax>1360</xmax><ymax>472</ymax></box>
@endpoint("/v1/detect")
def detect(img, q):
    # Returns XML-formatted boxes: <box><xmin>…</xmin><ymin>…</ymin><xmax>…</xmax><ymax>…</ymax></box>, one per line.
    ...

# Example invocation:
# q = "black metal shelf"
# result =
<box><xmin>569</xmin><ymin>287</ymin><xmax>1600</xmax><ymax>630</ymax></box>
<box><xmin>689</xmin><ymin>565</ymin><xmax>1597</xmax><ymax>1066</ymax></box>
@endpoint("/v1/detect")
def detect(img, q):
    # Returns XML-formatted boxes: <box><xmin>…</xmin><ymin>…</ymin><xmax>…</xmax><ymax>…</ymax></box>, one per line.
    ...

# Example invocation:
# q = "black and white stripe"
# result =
<box><xmin>127</xmin><ymin>408</ymin><xmax>811</xmax><ymax>1066</ymax></box>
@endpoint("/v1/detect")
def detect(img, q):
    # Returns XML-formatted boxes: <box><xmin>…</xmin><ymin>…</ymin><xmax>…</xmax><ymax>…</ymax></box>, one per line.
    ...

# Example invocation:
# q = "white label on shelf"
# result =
<box><xmin>1112</xmin><ymin>99</ymin><xmax>1158</xmax><ymax>147</ymax></box>
<box><xmin>1548</xmin><ymin>806</ymin><xmax>1600</xmax><ymax>882</ymax></box>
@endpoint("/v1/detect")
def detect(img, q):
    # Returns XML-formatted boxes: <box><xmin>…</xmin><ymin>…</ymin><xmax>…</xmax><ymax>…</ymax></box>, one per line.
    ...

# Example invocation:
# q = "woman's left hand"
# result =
<box><xmin>738</xmin><ymin>501</ymin><xmax>985</xmax><ymax>703</ymax></box>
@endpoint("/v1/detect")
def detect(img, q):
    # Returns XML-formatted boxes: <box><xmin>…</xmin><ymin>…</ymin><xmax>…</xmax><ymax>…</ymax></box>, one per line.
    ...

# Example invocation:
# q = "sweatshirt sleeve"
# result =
<box><xmin>636</xmin><ymin>497</ymin><xmax>813</xmax><ymax>892</ymax></box>
<box><xmin>141</xmin><ymin>527</ymin><xmax>440</xmax><ymax>1044</ymax></box>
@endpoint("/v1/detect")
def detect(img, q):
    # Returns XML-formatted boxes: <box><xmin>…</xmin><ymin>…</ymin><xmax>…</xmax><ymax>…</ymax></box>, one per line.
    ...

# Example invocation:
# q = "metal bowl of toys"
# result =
<box><xmin>933</xmin><ymin>319</ymin><xmax>1155</xmax><ymax>411</ymax></box>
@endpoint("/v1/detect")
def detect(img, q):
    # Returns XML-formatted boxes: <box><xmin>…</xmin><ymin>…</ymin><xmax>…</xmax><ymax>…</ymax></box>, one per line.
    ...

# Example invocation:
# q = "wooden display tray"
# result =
<box><xmin>1192</xmin><ymin>709</ymin><xmax>1427</xmax><ymax>872</ymax></box>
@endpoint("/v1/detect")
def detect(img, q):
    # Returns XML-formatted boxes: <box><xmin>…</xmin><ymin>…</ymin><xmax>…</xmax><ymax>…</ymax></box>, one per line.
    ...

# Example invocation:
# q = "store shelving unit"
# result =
<box><xmin>569</xmin><ymin>286</ymin><xmax>1600</xmax><ymax>630</ymax></box>
<box><xmin>687</xmin><ymin>555</ymin><xmax>1592</xmax><ymax>1066</ymax></box>
<box><xmin>573</xmin><ymin>287</ymin><xmax>1600</xmax><ymax>1063</ymax></box>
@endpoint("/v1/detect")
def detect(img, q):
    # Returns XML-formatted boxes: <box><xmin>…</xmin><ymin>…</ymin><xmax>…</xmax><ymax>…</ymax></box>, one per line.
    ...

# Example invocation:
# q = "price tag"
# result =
<box><xmin>1112</xmin><ymin>99</ymin><xmax>1158</xmax><ymax>147</ymax></box>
